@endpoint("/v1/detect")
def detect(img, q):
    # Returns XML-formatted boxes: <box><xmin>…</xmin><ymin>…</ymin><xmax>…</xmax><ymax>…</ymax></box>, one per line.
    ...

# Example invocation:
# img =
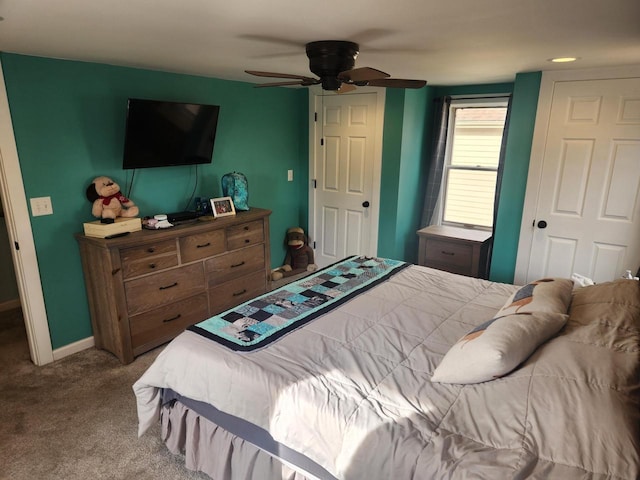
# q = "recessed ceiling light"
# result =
<box><xmin>549</xmin><ymin>57</ymin><xmax>579</xmax><ymax>63</ymax></box>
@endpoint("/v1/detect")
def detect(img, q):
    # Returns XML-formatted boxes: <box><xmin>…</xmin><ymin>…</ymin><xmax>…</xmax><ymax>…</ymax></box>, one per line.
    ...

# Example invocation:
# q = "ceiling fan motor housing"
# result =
<box><xmin>306</xmin><ymin>40</ymin><xmax>359</xmax><ymax>90</ymax></box>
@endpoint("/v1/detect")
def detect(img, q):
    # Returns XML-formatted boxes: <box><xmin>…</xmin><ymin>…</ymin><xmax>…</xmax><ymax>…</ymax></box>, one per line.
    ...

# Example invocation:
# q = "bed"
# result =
<box><xmin>134</xmin><ymin>256</ymin><xmax>640</xmax><ymax>480</ymax></box>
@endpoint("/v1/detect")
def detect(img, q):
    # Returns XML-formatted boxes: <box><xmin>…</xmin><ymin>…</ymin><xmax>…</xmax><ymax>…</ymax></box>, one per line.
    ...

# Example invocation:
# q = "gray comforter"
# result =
<box><xmin>134</xmin><ymin>265</ymin><xmax>640</xmax><ymax>479</ymax></box>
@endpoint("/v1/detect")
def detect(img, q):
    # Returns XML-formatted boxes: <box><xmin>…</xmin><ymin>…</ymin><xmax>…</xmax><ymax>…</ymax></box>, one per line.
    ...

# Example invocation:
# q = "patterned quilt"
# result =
<box><xmin>188</xmin><ymin>255</ymin><xmax>408</xmax><ymax>351</ymax></box>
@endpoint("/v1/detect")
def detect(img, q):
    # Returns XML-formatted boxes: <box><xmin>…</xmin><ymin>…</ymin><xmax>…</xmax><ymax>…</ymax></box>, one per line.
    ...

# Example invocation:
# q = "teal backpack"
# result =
<box><xmin>221</xmin><ymin>172</ymin><xmax>249</xmax><ymax>211</ymax></box>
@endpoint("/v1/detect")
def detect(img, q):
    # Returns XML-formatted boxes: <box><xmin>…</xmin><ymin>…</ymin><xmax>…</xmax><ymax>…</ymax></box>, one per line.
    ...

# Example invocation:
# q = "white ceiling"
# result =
<box><xmin>0</xmin><ymin>0</ymin><xmax>639</xmax><ymax>87</ymax></box>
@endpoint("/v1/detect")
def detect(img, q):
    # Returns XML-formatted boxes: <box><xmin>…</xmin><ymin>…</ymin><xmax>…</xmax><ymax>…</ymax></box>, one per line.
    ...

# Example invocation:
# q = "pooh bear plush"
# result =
<box><xmin>86</xmin><ymin>176</ymin><xmax>139</xmax><ymax>221</ymax></box>
<box><xmin>271</xmin><ymin>227</ymin><xmax>317</xmax><ymax>281</ymax></box>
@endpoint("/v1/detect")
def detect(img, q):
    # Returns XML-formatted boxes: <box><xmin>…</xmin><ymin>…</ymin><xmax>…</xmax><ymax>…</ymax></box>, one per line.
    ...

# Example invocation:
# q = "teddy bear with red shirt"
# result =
<box><xmin>86</xmin><ymin>176</ymin><xmax>139</xmax><ymax>222</ymax></box>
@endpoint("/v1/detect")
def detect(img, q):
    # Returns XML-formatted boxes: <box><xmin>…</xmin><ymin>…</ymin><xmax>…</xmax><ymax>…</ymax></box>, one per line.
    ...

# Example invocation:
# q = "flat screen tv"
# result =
<box><xmin>122</xmin><ymin>98</ymin><xmax>220</xmax><ymax>169</ymax></box>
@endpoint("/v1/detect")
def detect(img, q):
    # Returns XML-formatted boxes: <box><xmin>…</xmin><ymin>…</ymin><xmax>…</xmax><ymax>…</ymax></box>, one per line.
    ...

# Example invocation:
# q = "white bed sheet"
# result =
<box><xmin>135</xmin><ymin>266</ymin><xmax>514</xmax><ymax>476</ymax></box>
<box><xmin>134</xmin><ymin>265</ymin><xmax>640</xmax><ymax>479</ymax></box>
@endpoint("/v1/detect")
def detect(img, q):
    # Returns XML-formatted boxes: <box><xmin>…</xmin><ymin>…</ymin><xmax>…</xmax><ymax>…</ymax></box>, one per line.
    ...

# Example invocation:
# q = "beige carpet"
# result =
<box><xmin>0</xmin><ymin>308</ymin><xmax>210</xmax><ymax>480</ymax></box>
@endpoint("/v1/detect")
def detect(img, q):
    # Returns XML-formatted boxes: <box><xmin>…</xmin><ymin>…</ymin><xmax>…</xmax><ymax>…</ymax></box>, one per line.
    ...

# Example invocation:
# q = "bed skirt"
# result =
<box><xmin>160</xmin><ymin>400</ymin><xmax>318</xmax><ymax>480</ymax></box>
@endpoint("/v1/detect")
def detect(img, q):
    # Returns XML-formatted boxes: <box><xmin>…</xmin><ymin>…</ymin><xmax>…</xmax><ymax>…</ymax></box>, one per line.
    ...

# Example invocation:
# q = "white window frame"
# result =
<box><xmin>435</xmin><ymin>97</ymin><xmax>509</xmax><ymax>231</ymax></box>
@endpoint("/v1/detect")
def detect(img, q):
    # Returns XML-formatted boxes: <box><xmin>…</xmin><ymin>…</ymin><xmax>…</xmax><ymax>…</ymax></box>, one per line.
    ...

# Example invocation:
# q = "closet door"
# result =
<box><xmin>516</xmin><ymin>72</ymin><xmax>640</xmax><ymax>283</ymax></box>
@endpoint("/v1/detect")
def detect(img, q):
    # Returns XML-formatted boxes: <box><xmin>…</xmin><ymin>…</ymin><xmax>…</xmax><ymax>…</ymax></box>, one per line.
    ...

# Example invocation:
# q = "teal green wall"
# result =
<box><xmin>396</xmin><ymin>88</ymin><xmax>433</xmax><ymax>262</ymax></box>
<box><xmin>1</xmin><ymin>53</ymin><xmax>307</xmax><ymax>349</ymax></box>
<box><xmin>1</xmin><ymin>51</ymin><xmax>541</xmax><ymax>351</ymax></box>
<box><xmin>378</xmin><ymin>90</ymin><xmax>405</xmax><ymax>258</ymax></box>
<box><xmin>378</xmin><ymin>88</ymin><xmax>434</xmax><ymax>262</ymax></box>
<box><xmin>433</xmin><ymin>83</ymin><xmax>514</xmax><ymax>97</ymax></box>
<box><xmin>490</xmin><ymin>72</ymin><xmax>542</xmax><ymax>283</ymax></box>
<box><xmin>366</xmin><ymin>76</ymin><xmax>540</xmax><ymax>279</ymax></box>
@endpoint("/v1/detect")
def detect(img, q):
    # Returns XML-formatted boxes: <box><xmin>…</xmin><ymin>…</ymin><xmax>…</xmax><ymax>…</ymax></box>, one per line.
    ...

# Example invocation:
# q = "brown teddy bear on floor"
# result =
<box><xmin>271</xmin><ymin>227</ymin><xmax>317</xmax><ymax>281</ymax></box>
<box><xmin>86</xmin><ymin>176</ymin><xmax>139</xmax><ymax>222</ymax></box>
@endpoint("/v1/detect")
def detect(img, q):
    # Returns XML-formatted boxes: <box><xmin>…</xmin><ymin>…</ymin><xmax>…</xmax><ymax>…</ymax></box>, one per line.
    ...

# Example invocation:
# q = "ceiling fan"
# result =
<box><xmin>245</xmin><ymin>40</ymin><xmax>427</xmax><ymax>93</ymax></box>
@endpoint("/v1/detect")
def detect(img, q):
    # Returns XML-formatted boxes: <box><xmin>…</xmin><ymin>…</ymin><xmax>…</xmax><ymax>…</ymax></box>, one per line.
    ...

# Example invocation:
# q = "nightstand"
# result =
<box><xmin>417</xmin><ymin>225</ymin><xmax>492</xmax><ymax>278</ymax></box>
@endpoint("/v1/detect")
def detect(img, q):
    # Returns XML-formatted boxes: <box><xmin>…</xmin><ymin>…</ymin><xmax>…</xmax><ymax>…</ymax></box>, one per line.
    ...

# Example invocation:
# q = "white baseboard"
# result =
<box><xmin>52</xmin><ymin>336</ymin><xmax>95</xmax><ymax>361</ymax></box>
<box><xmin>0</xmin><ymin>298</ymin><xmax>21</xmax><ymax>312</ymax></box>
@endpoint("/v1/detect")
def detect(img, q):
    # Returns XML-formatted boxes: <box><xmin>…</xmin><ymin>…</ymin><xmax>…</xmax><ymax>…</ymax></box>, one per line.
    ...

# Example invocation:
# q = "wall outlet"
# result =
<box><xmin>30</xmin><ymin>196</ymin><xmax>53</xmax><ymax>216</ymax></box>
<box><xmin>287</xmin><ymin>169</ymin><xmax>294</xmax><ymax>182</ymax></box>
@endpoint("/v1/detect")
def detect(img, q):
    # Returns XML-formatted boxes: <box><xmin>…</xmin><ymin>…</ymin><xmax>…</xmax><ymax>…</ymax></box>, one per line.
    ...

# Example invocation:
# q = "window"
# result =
<box><xmin>440</xmin><ymin>99</ymin><xmax>508</xmax><ymax>229</ymax></box>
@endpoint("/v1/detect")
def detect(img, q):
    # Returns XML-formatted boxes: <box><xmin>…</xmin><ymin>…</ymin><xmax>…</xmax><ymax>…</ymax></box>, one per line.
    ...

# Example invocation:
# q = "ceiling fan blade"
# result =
<box><xmin>253</xmin><ymin>81</ymin><xmax>309</xmax><ymax>88</ymax></box>
<box><xmin>338</xmin><ymin>67</ymin><xmax>390</xmax><ymax>83</ymax></box>
<box><xmin>337</xmin><ymin>83</ymin><xmax>357</xmax><ymax>94</ymax></box>
<box><xmin>366</xmin><ymin>78</ymin><xmax>427</xmax><ymax>89</ymax></box>
<box><xmin>245</xmin><ymin>70</ymin><xmax>317</xmax><ymax>82</ymax></box>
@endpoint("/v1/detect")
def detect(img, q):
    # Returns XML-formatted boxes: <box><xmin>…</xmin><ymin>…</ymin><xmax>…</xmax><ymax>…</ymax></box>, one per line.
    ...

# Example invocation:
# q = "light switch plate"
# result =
<box><xmin>287</xmin><ymin>169</ymin><xmax>294</xmax><ymax>182</ymax></box>
<box><xmin>30</xmin><ymin>196</ymin><xmax>53</xmax><ymax>216</ymax></box>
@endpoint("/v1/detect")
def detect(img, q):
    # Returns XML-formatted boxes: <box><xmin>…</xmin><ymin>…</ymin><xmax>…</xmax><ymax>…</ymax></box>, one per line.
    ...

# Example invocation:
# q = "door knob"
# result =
<box><xmin>537</xmin><ymin>220</ymin><xmax>547</xmax><ymax>229</ymax></box>
<box><xmin>362</xmin><ymin>201</ymin><xmax>370</xmax><ymax>208</ymax></box>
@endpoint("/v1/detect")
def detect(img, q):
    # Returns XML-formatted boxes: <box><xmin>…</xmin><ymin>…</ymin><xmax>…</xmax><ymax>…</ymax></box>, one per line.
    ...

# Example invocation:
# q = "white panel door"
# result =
<box><xmin>526</xmin><ymin>77</ymin><xmax>640</xmax><ymax>282</ymax></box>
<box><xmin>312</xmin><ymin>92</ymin><xmax>379</xmax><ymax>268</ymax></box>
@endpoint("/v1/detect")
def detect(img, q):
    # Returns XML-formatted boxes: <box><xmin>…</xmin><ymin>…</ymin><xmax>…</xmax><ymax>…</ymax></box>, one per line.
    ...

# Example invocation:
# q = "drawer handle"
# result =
<box><xmin>233</xmin><ymin>288</ymin><xmax>247</xmax><ymax>297</ymax></box>
<box><xmin>230</xmin><ymin>261</ymin><xmax>245</xmax><ymax>268</ymax></box>
<box><xmin>149</xmin><ymin>263</ymin><xmax>156</xmax><ymax>269</ymax></box>
<box><xmin>159</xmin><ymin>282</ymin><xmax>178</xmax><ymax>290</ymax></box>
<box><xmin>244</xmin><ymin>226</ymin><xmax>249</xmax><ymax>231</ymax></box>
<box><xmin>244</xmin><ymin>239</ymin><xmax>250</xmax><ymax>244</ymax></box>
<box><xmin>197</xmin><ymin>242</ymin><xmax>211</xmax><ymax>248</ymax></box>
<box><xmin>147</xmin><ymin>247</ymin><xmax>155</xmax><ymax>253</ymax></box>
<box><xmin>163</xmin><ymin>314</ymin><xmax>182</xmax><ymax>323</ymax></box>
<box><xmin>441</xmin><ymin>251</ymin><xmax>455</xmax><ymax>256</ymax></box>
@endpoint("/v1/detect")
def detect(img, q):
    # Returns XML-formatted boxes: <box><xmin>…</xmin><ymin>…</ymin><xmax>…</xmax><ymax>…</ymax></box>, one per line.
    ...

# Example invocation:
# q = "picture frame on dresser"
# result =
<box><xmin>211</xmin><ymin>196</ymin><xmax>235</xmax><ymax>218</ymax></box>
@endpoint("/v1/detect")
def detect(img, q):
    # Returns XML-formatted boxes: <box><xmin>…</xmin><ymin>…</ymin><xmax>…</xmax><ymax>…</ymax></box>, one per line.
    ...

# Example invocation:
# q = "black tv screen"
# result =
<box><xmin>122</xmin><ymin>98</ymin><xmax>220</xmax><ymax>169</ymax></box>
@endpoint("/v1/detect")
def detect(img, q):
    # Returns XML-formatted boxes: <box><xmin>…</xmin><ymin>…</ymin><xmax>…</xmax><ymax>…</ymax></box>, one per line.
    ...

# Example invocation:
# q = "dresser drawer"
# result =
<box><xmin>226</xmin><ymin>220</ymin><xmax>264</xmax><ymax>251</ymax></box>
<box><xmin>130</xmin><ymin>292</ymin><xmax>209</xmax><ymax>355</ymax></box>
<box><xmin>121</xmin><ymin>240</ymin><xmax>178</xmax><ymax>279</ymax></box>
<box><xmin>424</xmin><ymin>238</ymin><xmax>473</xmax><ymax>270</ymax></box>
<box><xmin>205</xmin><ymin>243</ymin><xmax>265</xmax><ymax>286</ymax></box>
<box><xmin>209</xmin><ymin>270</ymin><xmax>266</xmax><ymax>314</ymax></box>
<box><xmin>179</xmin><ymin>229</ymin><xmax>226</xmax><ymax>263</ymax></box>
<box><xmin>125</xmin><ymin>263</ymin><xmax>205</xmax><ymax>315</ymax></box>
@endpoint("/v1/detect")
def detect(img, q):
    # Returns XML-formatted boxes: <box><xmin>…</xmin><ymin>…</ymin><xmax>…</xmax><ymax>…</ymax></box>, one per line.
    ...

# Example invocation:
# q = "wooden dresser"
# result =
<box><xmin>417</xmin><ymin>225</ymin><xmax>492</xmax><ymax>278</ymax></box>
<box><xmin>76</xmin><ymin>208</ymin><xmax>271</xmax><ymax>364</ymax></box>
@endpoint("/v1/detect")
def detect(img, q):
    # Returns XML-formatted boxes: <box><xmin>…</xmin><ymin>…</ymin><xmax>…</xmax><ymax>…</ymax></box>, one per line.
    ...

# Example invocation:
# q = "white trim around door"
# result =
<box><xmin>0</xmin><ymin>59</ymin><xmax>54</xmax><ymax>365</ymax></box>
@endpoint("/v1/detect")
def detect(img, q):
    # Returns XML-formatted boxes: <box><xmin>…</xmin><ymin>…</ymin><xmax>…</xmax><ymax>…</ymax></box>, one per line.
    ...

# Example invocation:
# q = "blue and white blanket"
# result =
<box><xmin>188</xmin><ymin>255</ymin><xmax>408</xmax><ymax>351</ymax></box>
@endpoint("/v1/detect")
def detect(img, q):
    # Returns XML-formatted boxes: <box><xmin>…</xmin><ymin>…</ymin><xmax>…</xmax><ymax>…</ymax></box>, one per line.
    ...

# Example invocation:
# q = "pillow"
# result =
<box><xmin>568</xmin><ymin>278</ymin><xmax>640</xmax><ymax>330</ymax></box>
<box><xmin>431</xmin><ymin>311</ymin><xmax>568</xmax><ymax>384</ymax></box>
<box><xmin>495</xmin><ymin>277</ymin><xmax>573</xmax><ymax>318</ymax></box>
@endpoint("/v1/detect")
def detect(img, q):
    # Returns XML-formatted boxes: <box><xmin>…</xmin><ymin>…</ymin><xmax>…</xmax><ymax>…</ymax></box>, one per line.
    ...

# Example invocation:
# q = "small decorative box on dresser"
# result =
<box><xmin>75</xmin><ymin>208</ymin><xmax>271</xmax><ymax>364</ymax></box>
<box><xmin>417</xmin><ymin>225</ymin><xmax>492</xmax><ymax>279</ymax></box>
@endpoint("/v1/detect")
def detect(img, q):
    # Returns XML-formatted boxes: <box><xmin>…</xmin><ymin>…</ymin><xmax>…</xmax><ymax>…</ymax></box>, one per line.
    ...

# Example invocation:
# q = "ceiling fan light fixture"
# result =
<box><xmin>306</xmin><ymin>41</ymin><xmax>359</xmax><ymax>80</ymax></box>
<box><xmin>321</xmin><ymin>76</ymin><xmax>343</xmax><ymax>91</ymax></box>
